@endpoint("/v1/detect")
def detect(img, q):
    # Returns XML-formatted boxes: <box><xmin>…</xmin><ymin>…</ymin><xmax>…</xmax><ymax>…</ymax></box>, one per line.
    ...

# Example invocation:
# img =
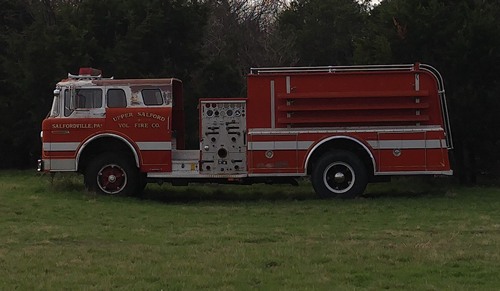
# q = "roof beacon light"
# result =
<box><xmin>79</xmin><ymin>67</ymin><xmax>102</xmax><ymax>76</ymax></box>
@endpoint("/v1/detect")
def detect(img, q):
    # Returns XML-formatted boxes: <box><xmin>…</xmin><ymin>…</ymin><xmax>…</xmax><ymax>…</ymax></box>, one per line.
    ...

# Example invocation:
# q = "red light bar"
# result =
<box><xmin>79</xmin><ymin>67</ymin><xmax>102</xmax><ymax>76</ymax></box>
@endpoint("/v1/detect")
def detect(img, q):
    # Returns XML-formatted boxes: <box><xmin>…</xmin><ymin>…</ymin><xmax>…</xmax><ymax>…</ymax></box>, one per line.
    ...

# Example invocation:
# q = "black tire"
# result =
<box><xmin>84</xmin><ymin>153</ymin><xmax>138</xmax><ymax>196</ymax></box>
<box><xmin>311</xmin><ymin>150</ymin><xmax>368</xmax><ymax>199</ymax></box>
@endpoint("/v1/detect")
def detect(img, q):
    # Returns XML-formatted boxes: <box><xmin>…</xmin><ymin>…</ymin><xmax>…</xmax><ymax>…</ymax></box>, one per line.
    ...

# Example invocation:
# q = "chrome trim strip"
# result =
<box><xmin>367</xmin><ymin>139</ymin><xmax>446</xmax><ymax>150</ymax></box>
<box><xmin>43</xmin><ymin>142</ymin><xmax>80</xmax><ymax>151</ymax></box>
<box><xmin>375</xmin><ymin>170</ymin><xmax>453</xmax><ymax>176</ymax></box>
<box><xmin>249</xmin><ymin>125</ymin><xmax>445</xmax><ymax>135</ymax></box>
<box><xmin>248</xmin><ymin>173</ymin><xmax>304</xmax><ymax>177</ymax></box>
<box><xmin>248</xmin><ymin>141</ymin><xmax>313</xmax><ymax>151</ymax></box>
<box><xmin>136</xmin><ymin>141</ymin><xmax>172</xmax><ymax>151</ymax></box>
<box><xmin>43</xmin><ymin>158</ymin><xmax>77</xmax><ymax>171</ymax></box>
<box><xmin>248</xmin><ymin>139</ymin><xmax>445</xmax><ymax>151</ymax></box>
<box><xmin>147</xmin><ymin>172</ymin><xmax>247</xmax><ymax>179</ymax></box>
<box><xmin>200</xmin><ymin>100</ymin><xmax>245</xmax><ymax>104</ymax></box>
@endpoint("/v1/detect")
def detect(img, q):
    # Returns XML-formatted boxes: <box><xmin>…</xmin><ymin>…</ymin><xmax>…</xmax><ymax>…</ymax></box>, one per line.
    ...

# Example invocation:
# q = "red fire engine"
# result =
<box><xmin>38</xmin><ymin>63</ymin><xmax>453</xmax><ymax>198</ymax></box>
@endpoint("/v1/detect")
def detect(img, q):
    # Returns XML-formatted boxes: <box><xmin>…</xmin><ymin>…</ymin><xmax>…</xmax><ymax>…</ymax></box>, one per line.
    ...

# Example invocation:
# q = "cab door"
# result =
<box><xmin>43</xmin><ymin>87</ymin><xmax>106</xmax><ymax>170</ymax></box>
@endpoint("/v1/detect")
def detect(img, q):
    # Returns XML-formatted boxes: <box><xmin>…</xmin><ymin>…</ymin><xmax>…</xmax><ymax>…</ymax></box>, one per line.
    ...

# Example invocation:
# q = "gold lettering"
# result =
<box><xmin>137</xmin><ymin>112</ymin><xmax>166</xmax><ymax>121</ymax></box>
<box><xmin>112</xmin><ymin>113</ymin><xmax>134</xmax><ymax>121</ymax></box>
<box><xmin>51</xmin><ymin>123</ymin><xmax>102</xmax><ymax>129</ymax></box>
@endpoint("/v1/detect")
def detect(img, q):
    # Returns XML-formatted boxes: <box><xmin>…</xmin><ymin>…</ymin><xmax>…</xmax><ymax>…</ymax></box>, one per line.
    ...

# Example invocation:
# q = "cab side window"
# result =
<box><xmin>107</xmin><ymin>89</ymin><xmax>127</xmax><ymax>108</ymax></box>
<box><xmin>75</xmin><ymin>89</ymin><xmax>102</xmax><ymax>109</ymax></box>
<box><xmin>64</xmin><ymin>88</ymin><xmax>103</xmax><ymax>117</ymax></box>
<box><xmin>142</xmin><ymin>89</ymin><xmax>163</xmax><ymax>106</ymax></box>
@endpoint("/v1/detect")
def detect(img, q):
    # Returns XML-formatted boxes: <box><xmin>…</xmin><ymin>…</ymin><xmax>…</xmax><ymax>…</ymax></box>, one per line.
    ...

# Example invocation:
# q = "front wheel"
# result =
<box><xmin>311</xmin><ymin>150</ymin><xmax>368</xmax><ymax>199</ymax></box>
<box><xmin>84</xmin><ymin>153</ymin><xmax>138</xmax><ymax>196</ymax></box>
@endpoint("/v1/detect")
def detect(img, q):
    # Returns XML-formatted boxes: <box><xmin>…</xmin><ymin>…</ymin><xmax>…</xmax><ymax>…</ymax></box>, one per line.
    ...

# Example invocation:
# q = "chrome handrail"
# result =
<box><xmin>250</xmin><ymin>64</ymin><xmax>416</xmax><ymax>74</ymax></box>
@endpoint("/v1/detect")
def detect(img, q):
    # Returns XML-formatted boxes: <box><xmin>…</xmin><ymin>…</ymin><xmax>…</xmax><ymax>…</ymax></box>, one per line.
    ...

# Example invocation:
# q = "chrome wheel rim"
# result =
<box><xmin>97</xmin><ymin>164</ymin><xmax>127</xmax><ymax>194</ymax></box>
<box><xmin>323</xmin><ymin>162</ymin><xmax>355</xmax><ymax>194</ymax></box>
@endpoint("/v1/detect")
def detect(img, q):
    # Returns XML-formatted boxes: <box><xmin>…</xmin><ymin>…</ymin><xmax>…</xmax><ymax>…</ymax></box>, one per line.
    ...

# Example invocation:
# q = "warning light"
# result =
<box><xmin>79</xmin><ymin>67</ymin><xmax>102</xmax><ymax>76</ymax></box>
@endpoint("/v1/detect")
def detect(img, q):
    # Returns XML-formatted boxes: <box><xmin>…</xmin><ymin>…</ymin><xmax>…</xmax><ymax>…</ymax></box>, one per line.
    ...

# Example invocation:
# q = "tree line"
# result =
<box><xmin>1</xmin><ymin>0</ymin><xmax>499</xmax><ymax>184</ymax></box>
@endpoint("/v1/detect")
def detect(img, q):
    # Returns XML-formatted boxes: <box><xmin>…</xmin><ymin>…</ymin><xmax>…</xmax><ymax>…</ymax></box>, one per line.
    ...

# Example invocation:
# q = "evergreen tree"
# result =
<box><xmin>355</xmin><ymin>0</ymin><xmax>500</xmax><ymax>183</ymax></box>
<box><xmin>0</xmin><ymin>0</ymin><xmax>209</xmax><ymax>168</ymax></box>
<box><xmin>279</xmin><ymin>0</ymin><xmax>369</xmax><ymax>65</ymax></box>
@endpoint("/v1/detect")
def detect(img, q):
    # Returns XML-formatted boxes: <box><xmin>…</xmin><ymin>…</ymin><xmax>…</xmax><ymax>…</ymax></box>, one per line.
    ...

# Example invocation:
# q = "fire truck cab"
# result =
<box><xmin>39</xmin><ymin>64</ymin><xmax>453</xmax><ymax>198</ymax></box>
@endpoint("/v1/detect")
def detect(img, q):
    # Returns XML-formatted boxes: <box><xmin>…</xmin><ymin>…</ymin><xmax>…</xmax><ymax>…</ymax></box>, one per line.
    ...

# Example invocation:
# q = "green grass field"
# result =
<box><xmin>1</xmin><ymin>171</ymin><xmax>499</xmax><ymax>290</ymax></box>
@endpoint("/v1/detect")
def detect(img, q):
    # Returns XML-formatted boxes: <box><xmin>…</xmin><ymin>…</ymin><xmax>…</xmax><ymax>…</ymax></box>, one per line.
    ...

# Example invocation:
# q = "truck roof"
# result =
<box><xmin>57</xmin><ymin>78</ymin><xmax>181</xmax><ymax>87</ymax></box>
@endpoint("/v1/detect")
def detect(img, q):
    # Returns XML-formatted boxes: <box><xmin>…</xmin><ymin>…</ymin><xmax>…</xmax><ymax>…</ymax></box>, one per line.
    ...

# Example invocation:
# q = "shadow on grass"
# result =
<box><xmin>140</xmin><ymin>177</ymin><xmax>455</xmax><ymax>203</ymax></box>
<box><xmin>43</xmin><ymin>172</ymin><xmax>457</xmax><ymax>203</ymax></box>
<box><xmin>362</xmin><ymin>176</ymin><xmax>456</xmax><ymax>199</ymax></box>
<box><xmin>139</xmin><ymin>183</ymin><xmax>317</xmax><ymax>204</ymax></box>
<box><xmin>41</xmin><ymin>173</ymin><xmax>316</xmax><ymax>203</ymax></box>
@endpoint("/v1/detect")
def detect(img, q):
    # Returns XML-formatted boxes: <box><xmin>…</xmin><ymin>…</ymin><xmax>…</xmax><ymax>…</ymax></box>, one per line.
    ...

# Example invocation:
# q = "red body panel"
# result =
<box><xmin>246</xmin><ymin>127</ymin><xmax>451</xmax><ymax>175</ymax></box>
<box><xmin>245</xmin><ymin>64</ymin><xmax>452</xmax><ymax>176</ymax></box>
<box><xmin>42</xmin><ymin>118</ymin><xmax>105</xmax><ymax>166</ymax></box>
<box><xmin>106</xmin><ymin>107</ymin><xmax>173</xmax><ymax>172</ymax></box>
<box><xmin>248</xmin><ymin>133</ymin><xmax>301</xmax><ymax>173</ymax></box>
<box><xmin>247</xmin><ymin>68</ymin><xmax>443</xmax><ymax>129</ymax></box>
<box><xmin>42</xmin><ymin>106</ymin><xmax>173</xmax><ymax>172</ymax></box>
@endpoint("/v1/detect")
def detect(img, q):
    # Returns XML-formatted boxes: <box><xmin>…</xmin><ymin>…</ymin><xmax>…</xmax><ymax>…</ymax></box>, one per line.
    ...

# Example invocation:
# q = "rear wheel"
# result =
<box><xmin>311</xmin><ymin>150</ymin><xmax>368</xmax><ymax>199</ymax></box>
<box><xmin>84</xmin><ymin>153</ymin><xmax>138</xmax><ymax>196</ymax></box>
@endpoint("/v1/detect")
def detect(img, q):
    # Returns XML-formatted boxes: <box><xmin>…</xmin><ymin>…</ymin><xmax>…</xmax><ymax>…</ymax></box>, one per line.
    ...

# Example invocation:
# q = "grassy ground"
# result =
<box><xmin>0</xmin><ymin>171</ymin><xmax>499</xmax><ymax>290</ymax></box>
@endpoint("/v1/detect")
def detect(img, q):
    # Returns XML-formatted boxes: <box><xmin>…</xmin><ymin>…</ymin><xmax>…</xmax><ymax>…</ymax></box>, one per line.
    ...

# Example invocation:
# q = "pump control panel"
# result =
<box><xmin>200</xmin><ymin>100</ymin><xmax>247</xmax><ymax>174</ymax></box>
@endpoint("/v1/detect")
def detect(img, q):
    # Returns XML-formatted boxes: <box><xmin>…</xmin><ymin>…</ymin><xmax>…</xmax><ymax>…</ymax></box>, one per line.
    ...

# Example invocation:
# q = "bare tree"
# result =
<box><xmin>202</xmin><ymin>0</ymin><xmax>296</xmax><ymax>79</ymax></box>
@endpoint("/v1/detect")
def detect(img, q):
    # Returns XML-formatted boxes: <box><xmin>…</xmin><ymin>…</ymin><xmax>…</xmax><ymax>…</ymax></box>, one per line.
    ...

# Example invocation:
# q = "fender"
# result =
<box><xmin>75</xmin><ymin>133</ymin><xmax>140</xmax><ymax>169</ymax></box>
<box><xmin>304</xmin><ymin>135</ymin><xmax>376</xmax><ymax>174</ymax></box>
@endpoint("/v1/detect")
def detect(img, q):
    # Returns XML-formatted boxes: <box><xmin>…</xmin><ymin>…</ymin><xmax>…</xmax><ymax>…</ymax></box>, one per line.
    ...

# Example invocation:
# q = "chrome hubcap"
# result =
<box><xmin>323</xmin><ymin>162</ymin><xmax>355</xmax><ymax>194</ymax></box>
<box><xmin>97</xmin><ymin>164</ymin><xmax>127</xmax><ymax>194</ymax></box>
<box><xmin>334</xmin><ymin>172</ymin><xmax>345</xmax><ymax>183</ymax></box>
<box><xmin>108</xmin><ymin>174</ymin><xmax>117</xmax><ymax>183</ymax></box>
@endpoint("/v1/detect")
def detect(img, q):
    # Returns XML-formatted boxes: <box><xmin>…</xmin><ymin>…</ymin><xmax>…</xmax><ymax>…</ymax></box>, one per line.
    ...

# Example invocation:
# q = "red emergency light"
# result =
<box><xmin>79</xmin><ymin>67</ymin><xmax>102</xmax><ymax>76</ymax></box>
